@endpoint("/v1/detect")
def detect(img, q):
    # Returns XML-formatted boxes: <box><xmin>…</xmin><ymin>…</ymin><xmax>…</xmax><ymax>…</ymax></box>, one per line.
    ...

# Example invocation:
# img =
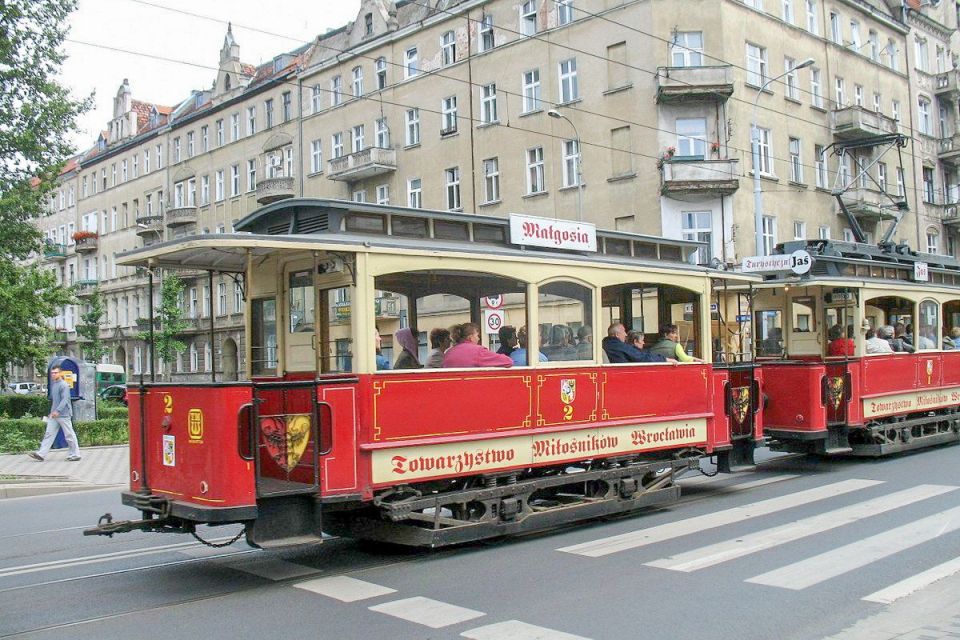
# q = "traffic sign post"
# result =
<box><xmin>484</xmin><ymin>310</ymin><xmax>505</xmax><ymax>333</ymax></box>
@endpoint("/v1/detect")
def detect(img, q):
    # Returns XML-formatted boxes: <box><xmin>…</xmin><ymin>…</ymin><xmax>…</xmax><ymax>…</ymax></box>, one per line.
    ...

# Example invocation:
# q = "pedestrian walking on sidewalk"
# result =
<box><xmin>28</xmin><ymin>366</ymin><xmax>81</xmax><ymax>462</ymax></box>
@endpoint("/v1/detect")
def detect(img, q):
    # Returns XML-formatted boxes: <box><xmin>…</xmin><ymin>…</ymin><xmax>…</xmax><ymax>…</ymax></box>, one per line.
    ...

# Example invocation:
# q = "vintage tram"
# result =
<box><xmin>752</xmin><ymin>240</ymin><xmax>960</xmax><ymax>456</ymax></box>
<box><xmin>86</xmin><ymin>199</ymin><xmax>762</xmax><ymax>548</ymax></box>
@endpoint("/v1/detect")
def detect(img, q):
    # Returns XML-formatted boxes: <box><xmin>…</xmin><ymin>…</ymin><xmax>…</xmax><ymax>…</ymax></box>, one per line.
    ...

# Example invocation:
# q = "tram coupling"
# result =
<box><xmin>83</xmin><ymin>494</ymin><xmax>192</xmax><ymax>538</ymax></box>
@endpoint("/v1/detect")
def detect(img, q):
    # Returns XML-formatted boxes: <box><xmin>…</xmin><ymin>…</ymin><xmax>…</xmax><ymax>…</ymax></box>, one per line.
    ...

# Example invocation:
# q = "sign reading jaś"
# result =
<box><xmin>741</xmin><ymin>249</ymin><xmax>813</xmax><ymax>275</ymax></box>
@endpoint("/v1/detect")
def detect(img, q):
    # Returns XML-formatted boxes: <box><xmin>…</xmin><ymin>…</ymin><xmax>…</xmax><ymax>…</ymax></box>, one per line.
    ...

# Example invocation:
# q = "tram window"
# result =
<box><xmin>474</xmin><ymin>224</ymin><xmax>505</xmax><ymax>243</ymax></box>
<box><xmin>755</xmin><ymin>310</ymin><xmax>783</xmax><ymax>357</ymax></box>
<box><xmin>346</xmin><ymin>213</ymin><xmax>385</xmax><ymax>234</ymax></box>
<box><xmin>434</xmin><ymin>220</ymin><xmax>469</xmax><ymax>241</ymax></box>
<box><xmin>919</xmin><ymin>300</ymin><xmax>939</xmax><ymax>350</ymax></box>
<box><xmin>288</xmin><ymin>271</ymin><xmax>315</xmax><ymax>333</ymax></box>
<box><xmin>322</xmin><ymin>286</ymin><xmax>354</xmax><ymax>373</ymax></box>
<box><xmin>602</xmin><ymin>283</ymin><xmax>702</xmax><ymax>359</ymax></box>
<box><xmin>538</xmin><ymin>281</ymin><xmax>592</xmax><ymax>363</ymax></box>
<box><xmin>392</xmin><ymin>216</ymin><xmax>428</xmax><ymax>238</ymax></box>
<box><xmin>251</xmin><ymin>298</ymin><xmax>277</xmax><ymax>375</ymax></box>
<box><xmin>791</xmin><ymin>296</ymin><xmax>816</xmax><ymax>332</ymax></box>
<box><xmin>865</xmin><ymin>296</ymin><xmax>915</xmax><ymax>347</ymax></box>
<box><xmin>605</xmin><ymin>238</ymin><xmax>630</xmax><ymax>256</ymax></box>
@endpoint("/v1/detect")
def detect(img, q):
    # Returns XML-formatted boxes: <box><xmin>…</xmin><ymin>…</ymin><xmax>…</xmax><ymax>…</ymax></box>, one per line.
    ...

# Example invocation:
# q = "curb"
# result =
<box><xmin>0</xmin><ymin>481</ymin><xmax>121</xmax><ymax>499</ymax></box>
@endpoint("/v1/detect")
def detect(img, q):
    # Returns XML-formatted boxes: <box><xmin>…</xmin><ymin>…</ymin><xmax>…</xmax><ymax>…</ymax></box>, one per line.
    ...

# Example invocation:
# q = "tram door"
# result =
<box><xmin>823</xmin><ymin>302</ymin><xmax>854</xmax><ymax>426</ymax></box>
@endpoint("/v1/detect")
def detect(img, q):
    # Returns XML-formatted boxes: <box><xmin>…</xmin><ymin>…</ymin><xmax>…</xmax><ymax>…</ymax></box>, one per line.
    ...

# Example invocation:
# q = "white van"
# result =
<box><xmin>8</xmin><ymin>382</ymin><xmax>42</xmax><ymax>395</ymax></box>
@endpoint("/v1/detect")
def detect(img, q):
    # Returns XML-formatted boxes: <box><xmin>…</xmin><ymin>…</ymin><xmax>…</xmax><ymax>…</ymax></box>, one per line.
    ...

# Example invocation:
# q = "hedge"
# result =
<box><xmin>97</xmin><ymin>405</ymin><xmax>129</xmax><ymax>420</ymax></box>
<box><xmin>0</xmin><ymin>395</ymin><xmax>48</xmax><ymax>419</ymax></box>
<box><xmin>0</xmin><ymin>418</ymin><xmax>128</xmax><ymax>454</ymax></box>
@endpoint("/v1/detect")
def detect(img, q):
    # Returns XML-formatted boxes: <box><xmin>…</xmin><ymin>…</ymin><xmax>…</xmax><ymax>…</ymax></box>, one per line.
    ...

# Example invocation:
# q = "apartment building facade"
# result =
<box><xmin>25</xmin><ymin>0</ymin><xmax>958</xmax><ymax>382</ymax></box>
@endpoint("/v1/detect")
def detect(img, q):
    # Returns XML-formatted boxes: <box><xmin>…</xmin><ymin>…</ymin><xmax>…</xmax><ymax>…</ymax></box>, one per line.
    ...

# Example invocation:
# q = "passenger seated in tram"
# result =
<box><xmin>576</xmin><ymin>325</ymin><xmax>593</xmax><ymax>360</ymax></box>
<box><xmin>757</xmin><ymin>327</ymin><xmax>783</xmax><ymax>357</ymax></box>
<box><xmin>601</xmin><ymin>323</ymin><xmax>668</xmax><ymax>363</ymax></box>
<box><xmin>943</xmin><ymin>331</ymin><xmax>955</xmax><ymax>350</ymax></box>
<box><xmin>497</xmin><ymin>325</ymin><xmax>518</xmax><ymax>357</ymax></box>
<box><xmin>425</xmin><ymin>328</ymin><xmax>451</xmax><ymax>368</ymax></box>
<box><xmin>949</xmin><ymin>327</ymin><xmax>960</xmax><ymax>350</ymax></box>
<box><xmin>442</xmin><ymin>322</ymin><xmax>513</xmax><ymax>368</ymax></box>
<box><xmin>649</xmin><ymin>324</ymin><xmax>702</xmax><ymax>362</ymax></box>
<box><xmin>542</xmin><ymin>325</ymin><xmax>577</xmax><ymax>361</ymax></box>
<box><xmin>827</xmin><ymin>324</ymin><xmax>855</xmax><ymax>356</ymax></box>
<box><xmin>865</xmin><ymin>326</ymin><xmax>894</xmax><ymax>354</ymax></box>
<box><xmin>510</xmin><ymin>326</ymin><xmax>548</xmax><ymax>366</ymax></box>
<box><xmin>882</xmin><ymin>324</ymin><xmax>912</xmax><ymax>353</ymax></box>
<box><xmin>375</xmin><ymin>329</ymin><xmax>391</xmax><ymax>370</ymax></box>
<box><xmin>894</xmin><ymin>323</ymin><xmax>915</xmax><ymax>353</ymax></box>
<box><xmin>393</xmin><ymin>327</ymin><xmax>423</xmax><ymax>369</ymax></box>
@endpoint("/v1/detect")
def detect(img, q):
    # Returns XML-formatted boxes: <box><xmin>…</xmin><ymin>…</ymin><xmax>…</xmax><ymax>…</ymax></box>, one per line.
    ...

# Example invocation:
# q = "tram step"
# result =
<box><xmin>823</xmin><ymin>446</ymin><xmax>854</xmax><ymax>455</ymax></box>
<box><xmin>246</xmin><ymin>494</ymin><xmax>323</xmax><ymax>549</ymax></box>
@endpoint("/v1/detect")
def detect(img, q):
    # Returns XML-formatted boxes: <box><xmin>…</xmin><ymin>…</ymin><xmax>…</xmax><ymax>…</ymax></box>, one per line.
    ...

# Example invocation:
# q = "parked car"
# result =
<box><xmin>99</xmin><ymin>384</ymin><xmax>127</xmax><ymax>405</ymax></box>
<box><xmin>8</xmin><ymin>382</ymin><xmax>42</xmax><ymax>395</ymax></box>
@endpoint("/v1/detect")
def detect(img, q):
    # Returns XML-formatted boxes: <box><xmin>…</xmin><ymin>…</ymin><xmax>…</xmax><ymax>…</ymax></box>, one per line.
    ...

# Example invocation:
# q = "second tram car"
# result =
<box><xmin>86</xmin><ymin>199</ymin><xmax>761</xmax><ymax>548</ymax></box>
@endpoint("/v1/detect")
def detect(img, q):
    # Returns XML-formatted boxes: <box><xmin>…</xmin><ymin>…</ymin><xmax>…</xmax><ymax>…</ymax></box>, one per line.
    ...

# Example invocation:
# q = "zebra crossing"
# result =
<box><xmin>559</xmin><ymin>476</ymin><xmax>960</xmax><ymax>602</ymax></box>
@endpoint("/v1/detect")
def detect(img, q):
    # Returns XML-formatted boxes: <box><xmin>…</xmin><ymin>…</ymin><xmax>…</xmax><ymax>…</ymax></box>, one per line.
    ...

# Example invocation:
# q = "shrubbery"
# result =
<box><xmin>0</xmin><ymin>395</ymin><xmax>48</xmax><ymax>419</ymax></box>
<box><xmin>0</xmin><ymin>418</ymin><xmax>128</xmax><ymax>454</ymax></box>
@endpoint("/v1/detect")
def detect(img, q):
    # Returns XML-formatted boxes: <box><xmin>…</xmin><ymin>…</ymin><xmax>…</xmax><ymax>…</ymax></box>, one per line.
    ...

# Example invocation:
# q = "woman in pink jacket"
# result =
<box><xmin>442</xmin><ymin>322</ymin><xmax>513</xmax><ymax>368</ymax></box>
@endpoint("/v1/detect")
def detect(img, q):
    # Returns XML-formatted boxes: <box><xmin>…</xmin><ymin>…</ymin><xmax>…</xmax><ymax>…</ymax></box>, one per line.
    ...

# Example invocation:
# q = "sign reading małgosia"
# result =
<box><xmin>509</xmin><ymin>213</ymin><xmax>597</xmax><ymax>252</ymax></box>
<box><xmin>741</xmin><ymin>249</ymin><xmax>813</xmax><ymax>275</ymax></box>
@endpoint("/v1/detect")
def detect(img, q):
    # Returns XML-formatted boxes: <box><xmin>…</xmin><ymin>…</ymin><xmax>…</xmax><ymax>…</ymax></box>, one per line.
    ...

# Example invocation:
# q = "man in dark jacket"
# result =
<box><xmin>601</xmin><ymin>323</ymin><xmax>667</xmax><ymax>363</ymax></box>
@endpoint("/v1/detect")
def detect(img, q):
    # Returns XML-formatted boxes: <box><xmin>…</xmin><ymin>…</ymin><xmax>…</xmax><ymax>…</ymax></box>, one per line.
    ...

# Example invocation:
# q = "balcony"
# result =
<box><xmin>256</xmin><ymin>176</ymin><xmax>295</xmax><ymax>205</ymax></box>
<box><xmin>943</xmin><ymin>204</ymin><xmax>960</xmax><ymax>227</ymax></box>
<box><xmin>74</xmin><ymin>235</ymin><xmax>98</xmax><ymax>254</ymax></box>
<box><xmin>660</xmin><ymin>158</ymin><xmax>740</xmax><ymax>201</ymax></box>
<box><xmin>655</xmin><ymin>66</ymin><xmax>734</xmax><ymax>104</ymax></box>
<box><xmin>836</xmin><ymin>188</ymin><xmax>903</xmax><ymax>222</ymax></box>
<box><xmin>135</xmin><ymin>215</ymin><xmax>164</xmax><ymax>238</ymax></box>
<box><xmin>166</xmin><ymin>205</ymin><xmax>198</xmax><ymax>228</ymax></box>
<box><xmin>327</xmin><ymin>147</ymin><xmax>397</xmax><ymax>182</ymax></box>
<box><xmin>74</xmin><ymin>279</ymin><xmax>98</xmax><ymax>297</ymax></box>
<box><xmin>938</xmin><ymin>134</ymin><xmax>960</xmax><ymax>165</ymax></box>
<box><xmin>43</xmin><ymin>243</ymin><xmax>67</xmax><ymax>262</ymax></box>
<box><xmin>831</xmin><ymin>106</ymin><xmax>899</xmax><ymax>140</ymax></box>
<box><xmin>935</xmin><ymin>71</ymin><xmax>959</xmax><ymax>98</ymax></box>
<box><xmin>50</xmin><ymin>330</ymin><xmax>68</xmax><ymax>345</ymax></box>
<box><xmin>375</xmin><ymin>296</ymin><xmax>400</xmax><ymax>318</ymax></box>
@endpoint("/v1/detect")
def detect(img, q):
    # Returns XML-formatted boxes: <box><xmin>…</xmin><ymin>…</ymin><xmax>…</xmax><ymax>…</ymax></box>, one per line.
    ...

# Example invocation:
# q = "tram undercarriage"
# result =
<box><xmin>767</xmin><ymin>408</ymin><xmax>960</xmax><ymax>457</ymax></box>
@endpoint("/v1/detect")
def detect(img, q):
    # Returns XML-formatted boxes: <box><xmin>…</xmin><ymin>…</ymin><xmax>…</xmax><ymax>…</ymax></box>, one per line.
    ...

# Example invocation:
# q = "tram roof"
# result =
<box><xmin>117</xmin><ymin>198</ymin><xmax>757</xmax><ymax>280</ymax></box>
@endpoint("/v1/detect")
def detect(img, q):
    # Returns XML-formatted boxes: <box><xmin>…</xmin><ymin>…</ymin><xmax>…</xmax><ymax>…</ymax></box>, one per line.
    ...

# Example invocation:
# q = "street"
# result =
<box><xmin>2</xmin><ymin>447</ymin><xmax>960</xmax><ymax>639</ymax></box>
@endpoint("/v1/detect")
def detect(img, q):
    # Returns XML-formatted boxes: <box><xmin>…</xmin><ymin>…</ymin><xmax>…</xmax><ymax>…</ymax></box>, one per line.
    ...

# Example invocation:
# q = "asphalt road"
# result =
<box><xmin>1</xmin><ymin>446</ymin><xmax>959</xmax><ymax>639</ymax></box>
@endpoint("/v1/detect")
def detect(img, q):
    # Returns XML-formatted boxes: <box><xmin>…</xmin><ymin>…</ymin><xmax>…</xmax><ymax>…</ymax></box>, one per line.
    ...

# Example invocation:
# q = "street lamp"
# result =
<box><xmin>547</xmin><ymin>108</ymin><xmax>583</xmax><ymax>222</ymax></box>
<box><xmin>752</xmin><ymin>57</ymin><xmax>815</xmax><ymax>255</ymax></box>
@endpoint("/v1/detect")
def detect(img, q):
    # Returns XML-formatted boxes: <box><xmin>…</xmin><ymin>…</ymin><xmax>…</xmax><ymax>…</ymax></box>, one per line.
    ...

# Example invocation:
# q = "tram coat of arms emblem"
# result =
<box><xmin>827</xmin><ymin>376</ymin><xmax>845</xmax><ymax>411</ymax></box>
<box><xmin>926</xmin><ymin>360</ymin><xmax>934</xmax><ymax>384</ymax></box>
<box><xmin>560</xmin><ymin>379</ymin><xmax>576</xmax><ymax>405</ymax></box>
<box><xmin>260</xmin><ymin>414</ymin><xmax>311</xmax><ymax>472</ymax></box>
<box><xmin>730</xmin><ymin>386</ymin><xmax>751</xmax><ymax>424</ymax></box>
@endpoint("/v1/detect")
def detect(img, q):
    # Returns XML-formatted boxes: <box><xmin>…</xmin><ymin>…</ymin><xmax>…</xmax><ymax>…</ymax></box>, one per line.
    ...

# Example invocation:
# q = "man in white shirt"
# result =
<box><xmin>866</xmin><ymin>326</ymin><xmax>894</xmax><ymax>354</ymax></box>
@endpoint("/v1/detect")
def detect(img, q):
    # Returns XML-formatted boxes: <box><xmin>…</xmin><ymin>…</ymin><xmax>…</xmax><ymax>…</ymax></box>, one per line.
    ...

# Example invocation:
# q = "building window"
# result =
<box><xmin>479</xmin><ymin>14</ymin><xmax>494</xmax><ymax>51</ymax></box>
<box><xmin>810</xmin><ymin>68</ymin><xmax>823</xmax><ymax>108</ymax></box>
<box><xmin>887</xmin><ymin>39</ymin><xmax>898</xmax><ymax>71</ymax></box>
<box><xmin>683</xmin><ymin>211</ymin><xmax>712</xmax><ymax>265</ymax></box>
<box><xmin>676</xmin><ymin>118</ymin><xmax>706</xmax><ymax>158</ymax></box>
<box><xmin>405</xmin><ymin>47</ymin><xmax>418</xmax><ymax>78</ymax></box>
<box><xmin>265</xmin><ymin>98</ymin><xmax>274</xmax><ymax>128</ymax></box>
<box><xmin>352</xmin><ymin>125</ymin><xmax>364</xmax><ymax>153</ymax></box>
<box><xmin>407</xmin><ymin>177</ymin><xmax>422</xmax><ymax>208</ymax></box>
<box><xmin>762</xmin><ymin>215</ymin><xmax>777</xmax><ymax>255</ymax></box>
<box><xmin>915</xmin><ymin>37</ymin><xmax>929</xmax><ymax>73</ymax></box>
<box><xmin>818</xmin><ymin>226</ymin><xmax>830</xmax><ymax>240</ymax></box>
<box><xmin>892</xmin><ymin>100</ymin><xmax>901</xmax><ymax>122</ymax></box>
<box><xmin>746</xmin><ymin>43</ymin><xmax>768</xmax><ymax>87</ymax></box>
<box><xmin>873</xmin><ymin>92</ymin><xmax>882</xmax><ymax>113</ymax></box>
<box><xmin>782</xmin><ymin>0</ymin><xmax>793</xmax><ymax>23</ymax></box>
<box><xmin>479</xmin><ymin>83</ymin><xmax>498</xmax><ymax>124</ymax></box>
<box><xmin>405</xmin><ymin>108</ymin><xmax>420</xmax><ymax>145</ymax></box>
<box><xmin>896</xmin><ymin>167</ymin><xmax>905</xmax><ymax>197</ymax></box>
<box><xmin>755</xmin><ymin>127</ymin><xmax>772</xmax><ymax>175</ymax></box>
<box><xmin>814</xmin><ymin>144</ymin><xmax>827</xmax><ymax>188</ymax></box>
<box><xmin>869</xmin><ymin>30</ymin><xmax>880</xmax><ymax>62</ymax></box>
<box><xmin>282</xmin><ymin>91</ymin><xmax>291</xmax><ymax>121</ymax></box>
<box><xmin>835</xmin><ymin>77</ymin><xmax>845</xmax><ymax>107</ymax></box>
<box><xmin>331</xmin><ymin>75</ymin><xmax>342</xmax><ymax>106</ymax></box>
<box><xmin>854</xmin><ymin>84</ymin><xmax>863</xmax><ymax>106</ymax></box>
<box><xmin>441</xmin><ymin>96</ymin><xmax>458</xmax><ymax>134</ymax></box>
<box><xmin>671</xmin><ymin>31</ymin><xmax>703</xmax><ymax>67</ymax></box>
<box><xmin>923</xmin><ymin>167</ymin><xmax>935</xmax><ymax>203</ymax></box>
<box><xmin>201</xmin><ymin>175</ymin><xmax>209</xmax><ymax>205</ymax></box>
<box><xmin>483</xmin><ymin>157</ymin><xmax>500</xmax><ymax>203</ymax></box>
<box><xmin>352</xmin><ymin>66</ymin><xmax>363</xmax><ymax>97</ymax></box>
<box><xmin>332</xmin><ymin>132</ymin><xmax>344</xmax><ymax>159</ymax></box>
<box><xmin>849</xmin><ymin>20</ymin><xmax>860</xmax><ymax>50</ymax></box>
<box><xmin>878</xmin><ymin>162</ymin><xmax>887</xmax><ymax>193</ymax></box>
<box><xmin>189</xmin><ymin>342</ymin><xmax>198</xmax><ymax>372</ymax></box>
<box><xmin>788</xmin><ymin>137</ymin><xmax>802</xmax><ymax>182</ymax></box>
<box><xmin>217</xmin><ymin>283</ymin><xmax>226</xmax><ymax>316</ymax></box>
<box><xmin>784</xmin><ymin>58</ymin><xmax>800</xmax><ymax>100</ymax></box>
<box><xmin>230</xmin><ymin>113</ymin><xmax>240</xmax><ymax>141</ymax></box>
<box><xmin>247</xmin><ymin>159</ymin><xmax>257</xmax><ymax>191</ymax></box>
<box><xmin>520</xmin><ymin>0</ymin><xmax>537</xmax><ymax>36</ymax></box>
<box><xmin>562</xmin><ymin>140</ymin><xmax>580</xmax><ymax>187</ymax></box>
<box><xmin>527</xmin><ymin>146</ymin><xmax>545</xmax><ymax>194</ymax></box>
<box><xmin>215</xmin><ymin>170</ymin><xmax>224</xmax><ymax>201</ymax></box>
<box><xmin>353</xmin><ymin>189</ymin><xmax>367</xmax><ymax>203</ymax></box>
<box><xmin>376</xmin><ymin>184</ymin><xmax>390</xmax><ymax>205</ymax></box>
<box><xmin>246</xmin><ymin>106</ymin><xmax>256</xmax><ymax>136</ymax></box>
<box><xmin>805</xmin><ymin>0</ymin><xmax>818</xmax><ymax>34</ymax></box>
<box><xmin>829</xmin><ymin>11</ymin><xmax>841</xmax><ymax>44</ymax></box>
<box><xmin>927</xmin><ymin>230</ymin><xmax>939</xmax><ymax>254</ymax></box>
<box><xmin>558</xmin><ymin>58</ymin><xmax>578</xmax><ymax>103</ymax></box>
<box><xmin>235</xmin><ymin>282</ymin><xmax>242</xmax><ymax>311</ymax></box>
<box><xmin>364</xmin><ymin>12</ymin><xmax>374</xmax><ymax>36</ymax></box>
<box><xmin>375</xmin><ymin>118</ymin><xmax>390</xmax><ymax>148</ymax></box>
<box><xmin>187</xmin><ymin>179</ymin><xmax>196</xmax><ymax>206</ymax></box>
<box><xmin>310</xmin><ymin>140</ymin><xmax>322</xmax><ymax>173</ymax></box>
<box><xmin>522</xmin><ymin>69</ymin><xmax>541</xmax><ymax>113</ymax></box>
<box><xmin>445</xmin><ymin>167</ymin><xmax>461</xmax><ymax>210</ymax></box>
<box><xmin>173</xmin><ymin>138</ymin><xmax>181</xmax><ymax>163</ymax></box>
<box><xmin>230</xmin><ymin>164</ymin><xmax>240</xmax><ymax>196</ymax></box>
<box><xmin>793</xmin><ymin>221</ymin><xmax>806</xmax><ymax>240</ymax></box>
<box><xmin>201</xmin><ymin>125</ymin><xmax>209</xmax><ymax>152</ymax></box>
<box><xmin>441</xmin><ymin>31</ymin><xmax>456</xmax><ymax>66</ymax></box>
<box><xmin>375</xmin><ymin>57</ymin><xmax>387</xmax><ymax>89</ymax></box>
<box><xmin>918</xmin><ymin>98</ymin><xmax>932</xmax><ymax>135</ymax></box>
<box><xmin>311</xmin><ymin>85</ymin><xmax>322</xmax><ymax>113</ymax></box>
<box><xmin>557</xmin><ymin>0</ymin><xmax>574</xmax><ymax>25</ymax></box>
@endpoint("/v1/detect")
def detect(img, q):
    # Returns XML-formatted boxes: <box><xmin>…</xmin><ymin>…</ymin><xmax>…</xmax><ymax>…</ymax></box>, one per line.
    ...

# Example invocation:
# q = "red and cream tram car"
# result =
<box><xmin>753</xmin><ymin>240</ymin><xmax>960</xmax><ymax>456</ymax></box>
<box><xmin>86</xmin><ymin>199</ymin><xmax>761</xmax><ymax>548</ymax></box>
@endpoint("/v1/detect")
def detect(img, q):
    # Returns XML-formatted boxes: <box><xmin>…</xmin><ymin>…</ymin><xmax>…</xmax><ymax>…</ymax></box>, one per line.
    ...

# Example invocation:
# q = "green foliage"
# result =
<box><xmin>0</xmin><ymin>0</ymin><xmax>90</xmax><ymax>385</ymax></box>
<box><xmin>0</xmin><ymin>394</ymin><xmax>49</xmax><ymax>419</ymax></box>
<box><xmin>137</xmin><ymin>273</ymin><xmax>188</xmax><ymax>378</ymax></box>
<box><xmin>0</xmin><ymin>418</ymin><xmax>128</xmax><ymax>453</ymax></box>
<box><xmin>76</xmin><ymin>287</ymin><xmax>108</xmax><ymax>362</ymax></box>
<box><xmin>97</xmin><ymin>404</ymin><xmax>128</xmax><ymax>420</ymax></box>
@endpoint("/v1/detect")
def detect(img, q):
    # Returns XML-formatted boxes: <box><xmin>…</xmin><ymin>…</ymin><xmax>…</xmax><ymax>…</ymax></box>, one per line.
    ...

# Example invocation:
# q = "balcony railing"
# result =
<box><xmin>935</xmin><ymin>71</ymin><xmax>958</xmax><ymax>96</ymax></box>
<box><xmin>50</xmin><ymin>330</ymin><xmax>68</xmax><ymax>344</ymax></box>
<box><xmin>660</xmin><ymin>158</ymin><xmax>740</xmax><ymax>201</ymax></box>
<box><xmin>135</xmin><ymin>215</ymin><xmax>164</xmax><ymax>238</ymax></box>
<box><xmin>655</xmin><ymin>66</ymin><xmax>734</xmax><ymax>104</ymax></box>
<box><xmin>944</xmin><ymin>204</ymin><xmax>960</xmax><ymax>227</ymax></box>
<box><xmin>43</xmin><ymin>243</ymin><xmax>67</xmax><ymax>261</ymax></box>
<box><xmin>938</xmin><ymin>134</ymin><xmax>960</xmax><ymax>164</ymax></box>
<box><xmin>74</xmin><ymin>279</ymin><xmax>98</xmax><ymax>297</ymax></box>
<box><xmin>327</xmin><ymin>147</ymin><xmax>397</xmax><ymax>181</ymax></box>
<box><xmin>831</xmin><ymin>106</ymin><xmax>899</xmax><ymax>140</ymax></box>
<box><xmin>74</xmin><ymin>235</ymin><xmax>98</xmax><ymax>253</ymax></box>
<box><xmin>836</xmin><ymin>188</ymin><xmax>904</xmax><ymax>222</ymax></box>
<box><xmin>166</xmin><ymin>205</ymin><xmax>199</xmax><ymax>227</ymax></box>
<box><xmin>256</xmin><ymin>176</ymin><xmax>295</xmax><ymax>205</ymax></box>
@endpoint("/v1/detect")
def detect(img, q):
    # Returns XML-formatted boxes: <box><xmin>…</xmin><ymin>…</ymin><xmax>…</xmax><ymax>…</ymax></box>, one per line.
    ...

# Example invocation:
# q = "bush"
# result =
<box><xmin>0</xmin><ymin>395</ymin><xmax>48</xmax><ymax>419</ymax></box>
<box><xmin>0</xmin><ymin>418</ymin><xmax>128</xmax><ymax>453</ymax></box>
<box><xmin>97</xmin><ymin>404</ymin><xmax>128</xmax><ymax>420</ymax></box>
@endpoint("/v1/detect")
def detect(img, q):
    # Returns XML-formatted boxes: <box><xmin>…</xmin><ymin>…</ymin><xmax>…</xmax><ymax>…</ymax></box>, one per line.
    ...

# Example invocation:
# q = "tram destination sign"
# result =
<box><xmin>741</xmin><ymin>249</ymin><xmax>813</xmax><ymax>275</ymax></box>
<box><xmin>509</xmin><ymin>214</ymin><xmax>597</xmax><ymax>252</ymax></box>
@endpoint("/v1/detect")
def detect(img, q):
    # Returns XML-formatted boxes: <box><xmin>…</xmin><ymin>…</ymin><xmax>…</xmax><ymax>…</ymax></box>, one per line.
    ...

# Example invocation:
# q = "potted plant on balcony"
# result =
<box><xmin>72</xmin><ymin>230</ymin><xmax>97</xmax><ymax>241</ymax></box>
<box><xmin>711</xmin><ymin>141</ymin><xmax>721</xmax><ymax>158</ymax></box>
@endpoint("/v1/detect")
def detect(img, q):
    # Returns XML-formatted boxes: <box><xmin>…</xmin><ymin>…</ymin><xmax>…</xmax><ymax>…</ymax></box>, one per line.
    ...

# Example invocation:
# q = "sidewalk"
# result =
<box><xmin>0</xmin><ymin>445</ymin><xmax>128</xmax><ymax>498</ymax></box>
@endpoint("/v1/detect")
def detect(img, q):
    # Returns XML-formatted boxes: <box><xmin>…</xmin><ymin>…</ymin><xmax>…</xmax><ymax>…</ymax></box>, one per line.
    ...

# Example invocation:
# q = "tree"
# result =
<box><xmin>138</xmin><ymin>273</ymin><xmax>188</xmax><ymax>379</ymax></box>
<box><xmin>75</xmin><ymin>287</ymin><xmax>108</xmax><ymax>362</ymax></box>
<box><xmin>0</xmin><ymin>0</ymin><xmax>90</xmax><ymax>383</ymax></box>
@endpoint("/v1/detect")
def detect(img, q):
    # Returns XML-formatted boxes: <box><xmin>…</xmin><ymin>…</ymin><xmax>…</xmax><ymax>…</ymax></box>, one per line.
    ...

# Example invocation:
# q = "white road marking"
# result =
<box><xmin>224</xmin><ymin>558</ymin><xmax>320</xmax><ymax>580</ymax></box>
<box><xmin>647</xmin><ymin>484</ymin><xmax>957</xmax><ymax>572</ymax></box>
<box><xmin>863</xmin><ymin>556</ymin><xmax>960</xmax><ymax>604</ymax></box>
<box><xmin>746</xmin><ymin>505</ymin><xmax>960</xmax><ymax>590</ymax></box>
<box><xmin>369</xmin><ymin>596</ymin><xmax>485</xmax><ymax>628</ymax></box>
<box><xmin>462</xmin><ymin>620</ymin><xmax>592</xmax><ymax>640</ymax></box>
<box><xmin>558</xmin><ymin>478</ymin><xmax>882</xmax><ymax>557</ymax></box>
<box><xmin>294</xmin><ymin>575</ymin><xmax>396</xmax><ymax>602</ymax></box>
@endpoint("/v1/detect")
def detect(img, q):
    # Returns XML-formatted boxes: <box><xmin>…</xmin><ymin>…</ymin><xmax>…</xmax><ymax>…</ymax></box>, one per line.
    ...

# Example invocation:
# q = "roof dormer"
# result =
<box><xmin>347</xmin><ymin>0</ymin><xmax>397</xmax><ymax>47</ymax></box>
